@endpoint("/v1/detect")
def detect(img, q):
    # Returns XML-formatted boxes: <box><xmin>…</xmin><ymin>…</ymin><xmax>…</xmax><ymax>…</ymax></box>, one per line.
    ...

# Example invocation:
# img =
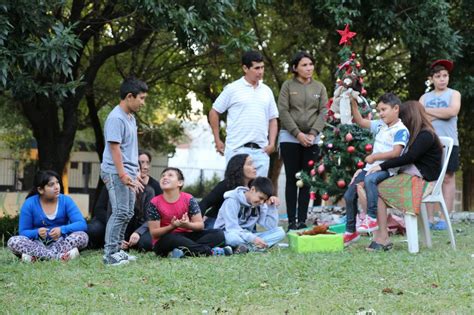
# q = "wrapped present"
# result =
<box><xmin>287</xmin><ymin>232</ymin><xmax>343</xmax><ymax>253</ymax></box>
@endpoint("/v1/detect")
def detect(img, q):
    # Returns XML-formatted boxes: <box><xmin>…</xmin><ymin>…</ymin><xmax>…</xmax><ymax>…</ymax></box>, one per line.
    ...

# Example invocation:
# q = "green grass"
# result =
<box><xmin>1</xmin><ymin>223</ymin><xmax>474</xmax><ymax>314</ymax></box>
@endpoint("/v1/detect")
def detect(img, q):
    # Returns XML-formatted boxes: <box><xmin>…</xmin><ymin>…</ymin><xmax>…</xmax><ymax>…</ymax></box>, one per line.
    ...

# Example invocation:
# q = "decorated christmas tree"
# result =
<box><xmin>298</xmin><ymin>24</ymin><xmax>376</xmax><ymax>206</ymax></box>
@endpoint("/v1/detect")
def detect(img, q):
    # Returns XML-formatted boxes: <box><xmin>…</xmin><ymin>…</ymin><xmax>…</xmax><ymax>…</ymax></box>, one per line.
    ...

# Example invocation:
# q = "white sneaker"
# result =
<box><xmin>21</xmin><ymin>253</ymin><xmax>37</xmax><ymax>263</ymax></box>
<box><xmin>60</xmin><ymin>248</ymin><xmax>80</xmax><ymax>261</ymax></box>
<box><xmin>119</xmin><ymin>250</ymin><xmax>137</xmax><ymax>261</ymax></box>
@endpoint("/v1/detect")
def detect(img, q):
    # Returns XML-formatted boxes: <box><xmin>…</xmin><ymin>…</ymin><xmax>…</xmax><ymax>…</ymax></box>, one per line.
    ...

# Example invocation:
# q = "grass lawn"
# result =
<box><xmin>1</xmin><ymin>223</ymin><xmax>473</xmax><ymax>314</ymax></box>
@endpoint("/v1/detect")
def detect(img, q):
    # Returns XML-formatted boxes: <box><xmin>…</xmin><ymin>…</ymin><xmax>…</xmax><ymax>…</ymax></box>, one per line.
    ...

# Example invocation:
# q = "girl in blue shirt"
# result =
<box><xmin>7</xmin><ymin>170</ymin><xmax>88</xmax><ymax>262</ymax></box>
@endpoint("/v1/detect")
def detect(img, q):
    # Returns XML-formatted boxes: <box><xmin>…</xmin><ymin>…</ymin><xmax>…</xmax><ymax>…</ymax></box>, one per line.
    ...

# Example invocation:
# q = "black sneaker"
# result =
<box><xmin>287</xmin><ymin>222</ymin><xmax>298</xmax><ymax>231</ymax></box>
<box><xmin>297</xmin><ymin>222</ymin><xmax>307</xmax><ymax>230</ymax></box>
<box><xmin>103</xmin><ymin>252</ymin><xmax>129</xmax><ymax>266</ymax></box>
<box><xmin>223</xmin><ymin>246</ymin><xmax>233</xmax><ymax>256</ymax></box>
<box><xmin>233</xmin><ymin>244</ymin><xmax>249</xmax><ymax>254</ymax></box>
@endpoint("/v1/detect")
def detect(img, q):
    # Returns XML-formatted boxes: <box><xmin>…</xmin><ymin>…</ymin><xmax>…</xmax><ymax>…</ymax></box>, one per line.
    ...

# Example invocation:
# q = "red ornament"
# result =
<box><xmin>365</xmin><ymin>143</ymin><xmax>373</xmax><ymax>153</ymax></box>
<box><xmin>347</xmin><ymin>145</ymin><xmax>355</xmax><ymax>154</ymax></box>
<box><xmin>337</xmin><ymin>24</ymin><xmax>357</xmax><ymax>45</ymax></box>
<box><xmin>345</xmin><ymin>133</ymin><xmax>353</xmax><ymax>142</ymax></box>
<box><xmin>351</xmin><ymin>52</ymin><xmax>356</xmax><ymax>59</ymax></box>
<box><xmin>361</xmin><ymin>88</ymin><xmax>367</xmax><ymax>96</ymax></box>
<box><xmin>334</xmin><ymin>128</ymin><xmax>340</xmax><ymax>135</ymax></box>
<box><xmin>309</xmin><ymin>191</ymin><xmax>316</xmax><ymax>200</ymax></box>
<box><xmin>317</xmin><ymin>164</ymin><xmax>325</xmax><ymax>174</ymax></box>
<box><xmin>308</xmin><ymin>160</ymin><xmax>315</xmax><ymax>167</ymax></box>
<box><xmin>356</xmin><ymin>160</ymin><xmax>365</xmax><ymax>169</ymax></box>
<box><xmin>310</xmin><ymin>169</ymin><xmax>316</xmax><ymax>176</ymax></box>
<box><xmin>322</xmin><ymin>193</ymin><xmax>330</xmax><ymax>201</ymax></box>
<box><xmin>337</xmin><ymin>179</ymin><xmax>346</xmax><ymax>189</ymax></box>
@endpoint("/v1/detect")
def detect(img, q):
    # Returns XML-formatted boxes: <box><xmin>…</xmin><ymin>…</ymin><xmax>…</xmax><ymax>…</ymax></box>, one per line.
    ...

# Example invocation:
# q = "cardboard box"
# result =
<box><xmin>287</xmin><ymin>232</ymin><xmax>343</xmax><ymax>253</ymax></box>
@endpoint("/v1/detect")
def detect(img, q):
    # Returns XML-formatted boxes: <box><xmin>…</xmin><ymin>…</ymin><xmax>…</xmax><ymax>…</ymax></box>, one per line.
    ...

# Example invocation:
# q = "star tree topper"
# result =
<box><xmin>337</xmin><ymin>24</ymin><xmax>357</xmax><ymax>45</ymax></box>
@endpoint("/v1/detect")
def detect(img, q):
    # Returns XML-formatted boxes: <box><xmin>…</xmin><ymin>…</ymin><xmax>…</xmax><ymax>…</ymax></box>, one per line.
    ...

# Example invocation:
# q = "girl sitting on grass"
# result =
<box><xmin>7</xmin><ymin>170</ymin><xmax>88</xmax><ymax>262</ymax></box>
<box><xmin>146</xmin><ymin>167</ymin><xmax>228</xmax><ymax>258</ymax></box>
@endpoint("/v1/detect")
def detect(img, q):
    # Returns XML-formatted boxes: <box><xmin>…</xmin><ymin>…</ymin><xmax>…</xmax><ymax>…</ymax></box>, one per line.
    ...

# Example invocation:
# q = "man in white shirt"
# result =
<box><xmin>209</xmin><ymin>51</ymin><xmax>279</xmax><ymax>177</ymax></box>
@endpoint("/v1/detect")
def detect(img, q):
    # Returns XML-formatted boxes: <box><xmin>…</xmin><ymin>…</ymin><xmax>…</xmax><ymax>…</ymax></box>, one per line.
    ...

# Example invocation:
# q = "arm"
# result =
<box><xmin>365</xmin><ymin>144</ymin><xmax>404</xmax><ymax>164</ymax></box>
<box><xmin>424</xmin><ymin>90</ymin><xmax>461</xmax><ymax>119</ymax></box>
<box><xmin>310</xmin><ymin>84</ymin><xmax>328</xmax><ymax>135</ymax></box>
<box><xmin>264</xmin><ymin>118</ymin><xmax>278</xmax><ymax>154</ymax></box>
<box><xmin>179</xmin><ymin>197</ymin><xmax>204</xmax><ymax>231</ymax></box>
<box><xmin>18</xmin><ymin>199</ymin><xmax>42</xmax><ymax>239</ymax></box>
<box><xmin>209</xmin><ymin>108</ymin><xmax>225</xmax><ymax>155</ymax></box>
<box><xmin>379</xmin><ymin>131</ymin><xmax>435</xmax><ymax>170</ymax></box>
<box><xmin>350</xmin><ymin>97</ymin><xmax>371</xmax><ymax>129</ymax></box>
<box><xmin>256</xmin><ymin>204</ymin><xmax>279</xmax><ymax>230</ymax></box>
<box><xmin>219</xmin><ymin>199</ymin><xmax>257</xmax><ymax>243</ymax></box>
<box><xmin>198</xmin><ymin>180</ymin><xmax>226</xmax><ymax>217</ymax></box>
<box><xmin>60</xmin><ymin>196</ymin><xmax>87</xmax><ymax>234</ymax></box>
<box><xmin>277</xmin><ymin>81</ymin><xmax>300</xmax><ymax>136</ymax></box>
<box><xmin>110</xmin><ymin>142</ymin><xmax>143</xmax><ymax>192</ymax></box>
<box><xmin>148</xmin><ymin>220</ymin><xmax>176</xmax><ymax>238</ymax></box>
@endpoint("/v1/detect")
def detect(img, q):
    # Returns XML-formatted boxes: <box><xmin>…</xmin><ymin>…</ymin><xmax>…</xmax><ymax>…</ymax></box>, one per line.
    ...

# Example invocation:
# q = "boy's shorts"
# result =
<box><xmin>447</xmin><ymin>145</ymin><xmax>459</xmax><ymax>172</ymax></box>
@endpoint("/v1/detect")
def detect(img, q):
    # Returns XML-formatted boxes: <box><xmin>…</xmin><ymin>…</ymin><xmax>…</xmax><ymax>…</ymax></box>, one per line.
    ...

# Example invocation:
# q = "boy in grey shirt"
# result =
<box><xmin>101</xmin><ymin>77</ymin><xmax>147</xmax><ymax>265</ymax></box>
<box><xmin>214</xmin><ymin>177</ymin><xmax>285</xmax><ymax>252</ymax></box>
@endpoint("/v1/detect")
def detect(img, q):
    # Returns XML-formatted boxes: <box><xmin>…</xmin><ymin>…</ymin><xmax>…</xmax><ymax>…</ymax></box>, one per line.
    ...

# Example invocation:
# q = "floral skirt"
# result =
<box><xmin>378</xmin><ymin>174</ymin><xmax>434</xmax><ymax>215</ymax></box>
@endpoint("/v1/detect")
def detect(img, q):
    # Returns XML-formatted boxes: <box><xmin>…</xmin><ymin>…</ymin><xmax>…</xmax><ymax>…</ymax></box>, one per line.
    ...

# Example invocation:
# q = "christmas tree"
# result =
<box><xmin>298</xmin><ymin>24</ymin><xmax>375</xmax><ymax>205</ymax></box>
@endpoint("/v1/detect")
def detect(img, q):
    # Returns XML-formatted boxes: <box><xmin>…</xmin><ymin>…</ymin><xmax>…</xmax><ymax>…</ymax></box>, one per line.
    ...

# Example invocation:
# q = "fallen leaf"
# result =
<box><xmin>382</xmin><ymin>287</ymin><xmax>393</xmax><ymax>294</ymax></box>
<box><xmin>431</xmin><ymin>283</ymin><xmax>439</xmax><ymax>288</ymax></box>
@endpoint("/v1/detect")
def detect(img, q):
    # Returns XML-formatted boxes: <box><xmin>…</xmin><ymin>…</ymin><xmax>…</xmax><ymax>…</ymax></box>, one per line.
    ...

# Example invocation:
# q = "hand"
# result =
<box><xmin>350</xmin><ymin>169</ymin><xmax>363</xmax><ymax>185</ymax></box>
<box><xmin>48</xmin><ymin>227</ymin><xmax>62</xmax><ymax>240</ymax></box>
<box><xmin>38</xmin><ymin>227</ymin><xmax>48</xmax><ymax>239</ymax></box>
<box><xmin>179</xmin><ymin>213</ymin><xmax>190</xmax><ymax>228</ymax></box>
<box><xmin>253</xmin><ymin>237</ymin><xmax>268</xmax><ymax>249</ymax></box>
<box><xmin>215</xmin><ymin>138</ymin><xmax>225</xmax><ymax>156</ymax></box>
<box><xmin>296</xmin><ymin>132</ymin><xmax>310</xmax><ymax>147</ymax></box>
<box><xmin>306</xmin><ymin>134</ymin><xmax>315</xmax><ymax>144</ymax></box>
<box><xmin>128</xmin><ymin>178</ymin><xmax>145</xmax><ymax>193</ymax></box>
<box><xmin>121</xmin><ymin>240</ymin><xmax>130</xmax><ymax>250</ymax></box>
<box><xmin>366</xmin><ymin>165</ymin><xmax>382</xmax><ymax>175</ymax></box>
<box><xmin>171</xmin><ymin>216</ymin><xmax>181</xmax><ymax>228</ymax></box>
<box><xmin>263</xmin><ymin>144</ymin><xmax>275</xmax><ymax>155</ymax></box>
<box><xmin>267</xmin><ymin>196</ymin><xmax>280</xmax><ymax>206</ymax></box>
<box><xmin>128</xmin><ymin>232</ymin><xmax>140</xmax><ymax>247</ymax></box>
<box><xmin>365</xmin><ymin>154</ymin><xmax>375</xmax><ymax>164</ymax></box>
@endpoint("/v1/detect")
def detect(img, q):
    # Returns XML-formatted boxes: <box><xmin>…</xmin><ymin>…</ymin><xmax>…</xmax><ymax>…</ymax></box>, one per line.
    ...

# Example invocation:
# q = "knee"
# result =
<box><xmin>344</xmin><ymin>186</ymin><xmax>356</xmax><ymax>202</ymax></box>
<box><xmin>273</xmin><ymin>226</ymin><xmax>286</xmax><ymax>241</ymax></box>
<box><xmin>224</xmin><ymin>232</ymin><xmax>244</xmax><ymax>247</ymax></box>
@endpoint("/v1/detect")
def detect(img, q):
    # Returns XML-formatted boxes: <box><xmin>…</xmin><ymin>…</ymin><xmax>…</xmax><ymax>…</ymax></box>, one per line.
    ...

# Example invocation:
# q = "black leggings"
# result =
<box><xmin>280</xmin><ymin>142</ymin><xmax>321</xmax><ymax>224</ymax></box>
<box><xmin>153</xmin><ymin>229</ymin><xmax>225</xmax><ymax>257</ymax></box>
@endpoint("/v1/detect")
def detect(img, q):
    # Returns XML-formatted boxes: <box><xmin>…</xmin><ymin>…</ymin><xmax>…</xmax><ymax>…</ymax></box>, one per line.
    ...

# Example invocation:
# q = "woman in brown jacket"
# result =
<box><xmin>278</xmin><ymin>51</ymin><xmax>328</xmax><ymax>230</ymax></box>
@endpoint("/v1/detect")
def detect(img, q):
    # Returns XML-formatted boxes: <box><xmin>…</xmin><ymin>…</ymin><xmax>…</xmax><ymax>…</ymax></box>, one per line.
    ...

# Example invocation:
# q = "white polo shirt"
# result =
<box><xmin>364</xmin><ymin>119</ymin><xmax>409</xmax><ymax>174</ymax></box>
<box><xmin>213</xmin><ymin>77</ymin><xmax>278</xmax><ymax>151</ymax></box>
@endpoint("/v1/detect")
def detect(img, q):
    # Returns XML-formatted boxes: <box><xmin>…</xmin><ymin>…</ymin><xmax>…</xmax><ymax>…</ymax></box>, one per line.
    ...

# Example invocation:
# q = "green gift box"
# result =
<box><xmin>328</xmin><ymin>223</ymin><xmax>346</xmax><ymax>234</ymax></box>
<box><xmin>287</xmin><ymin>232</ymin><xmax>343</xmax><ymax>253</ymax></box>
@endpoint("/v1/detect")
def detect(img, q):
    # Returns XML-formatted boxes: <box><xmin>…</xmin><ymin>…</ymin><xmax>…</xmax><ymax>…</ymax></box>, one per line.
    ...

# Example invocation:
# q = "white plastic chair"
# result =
<box><xmin>405</xmin><ymin>136</ymin><xmax>456</xmax><ymax>253</ymax></box>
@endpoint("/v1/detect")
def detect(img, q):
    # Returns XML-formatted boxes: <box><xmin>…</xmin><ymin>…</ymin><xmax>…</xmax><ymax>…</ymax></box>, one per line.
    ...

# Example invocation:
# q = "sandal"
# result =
<box><xmin>366</xmin><ymin>241</ymin><xmax>393</xmax><ymax>252</ymax></box>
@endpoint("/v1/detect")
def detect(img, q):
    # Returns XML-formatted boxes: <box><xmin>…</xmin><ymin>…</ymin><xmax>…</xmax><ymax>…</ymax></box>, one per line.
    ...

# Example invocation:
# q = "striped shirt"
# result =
<box><xmin>213</xmin><ymin>77</ymin><xmax>278</xmax><ymax>151</ymax></box>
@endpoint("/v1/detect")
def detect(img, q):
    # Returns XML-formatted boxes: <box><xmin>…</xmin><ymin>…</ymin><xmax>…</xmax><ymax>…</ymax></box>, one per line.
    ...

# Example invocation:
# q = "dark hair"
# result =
<box><xmin>430</xmin><ymin>65</ymin><xmax>449</xmax><ymax>76</ymax></box>
<box><xmin>120</xmin><ymin>77</ymin><xmax>148</xmax><ymax>100</ymax></box>
<box><xmin>377</xmin><ymin>92</ymin><xmax>401</xmax><ymax>107</ymax></box>
<box><xmin>224</xmin><ymin>154</ymin><xmax>250</xmax><ymax>190</ymax></box>
<box><xmin>27</xmin><ymin>170</ymin><xmax>61</xmax><ymax>198</ymax></box>
<box><xmin>249</xmin><ymin>177</ymin><xmax>273</xmax><ymax>199</ymax></box>
<box><xmin>241</xmin><ymin>50</ymin><xmax>264</xmax><ymax>68</ymax></box>
<box><xmin>138</xmin><ymin>150</ymin><xmax>152</xmax><ymax>162</ymax></box>
<box><xmin>290</xmin><ymin>51</ymin><xmax>315</xmax><ymax>75</ymax></box>
<box><xmin>161</xmin><ymin>167</ymin><xmax>184</xmax><ymax>190</ymax></box>
<box><xmin>399</xmin><ymin>100</ymin><xmax>441</xmax><ymax>149</ymax></box>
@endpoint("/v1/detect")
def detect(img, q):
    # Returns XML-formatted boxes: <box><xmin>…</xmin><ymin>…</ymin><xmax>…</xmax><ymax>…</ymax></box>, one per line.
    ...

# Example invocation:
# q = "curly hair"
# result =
<box><xmin>224</xmin><ymin>154</ymin><xmax>250</xmax><ymax>190</ymax></box>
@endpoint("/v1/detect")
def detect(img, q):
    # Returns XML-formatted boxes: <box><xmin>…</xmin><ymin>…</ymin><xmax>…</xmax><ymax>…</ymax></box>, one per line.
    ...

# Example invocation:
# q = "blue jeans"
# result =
<box><xmin>101</xmin><ymin>171</ymin><xmax>136</xmax><ymax>257</ymax></box>
<box><xmin>225</xmin><ymin>146</ymin><xmax>270</xmax><ymax>177</ymax></box>
<box><xmin>344</xmin><ymin>170</ymin><xmax>390</xmax><ymax>233</ymax></box>
<box><xmin>224</xmin><ymin>226</ymin><xmax>286</xmax><ymax>249</ymax></box>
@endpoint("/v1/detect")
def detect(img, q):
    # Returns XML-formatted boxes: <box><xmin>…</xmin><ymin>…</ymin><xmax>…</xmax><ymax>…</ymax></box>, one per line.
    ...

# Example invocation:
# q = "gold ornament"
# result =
<box><xmin>296</xmin><ymin>180</ymin><xmax>304</xmax><ymax>188</ymax></box>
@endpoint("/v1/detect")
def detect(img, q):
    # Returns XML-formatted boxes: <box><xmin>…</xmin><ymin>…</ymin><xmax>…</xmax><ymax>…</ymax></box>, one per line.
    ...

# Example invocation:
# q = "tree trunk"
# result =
<box><xmin>268</xmin><ymin>152</ymin><xmax>283</xmax><ymax>196</ymax></box>
<box><xmin>462</xmin><ymin>161</ymin><xmax>474</xmax><ymax>211</ymax></box>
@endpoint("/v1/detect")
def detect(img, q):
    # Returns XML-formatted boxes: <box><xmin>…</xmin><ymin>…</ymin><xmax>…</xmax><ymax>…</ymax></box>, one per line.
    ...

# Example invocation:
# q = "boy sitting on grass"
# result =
<box><xmin>214</xmin><ymin>177</ymin><xmax>286</xmax><ymax>252</ymax></box>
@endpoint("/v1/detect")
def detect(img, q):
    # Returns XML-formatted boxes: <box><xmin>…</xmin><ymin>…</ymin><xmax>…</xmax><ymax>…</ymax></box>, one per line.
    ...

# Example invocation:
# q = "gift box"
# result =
<box><xmin>287</xmin><ymin>232</ymin><xmax>343</xmax><ymax>253</ymax></box>
<box><xmin>328</xmin><ymin>223</ymin><xmax>346</xmax><ymax>234</ymax></box>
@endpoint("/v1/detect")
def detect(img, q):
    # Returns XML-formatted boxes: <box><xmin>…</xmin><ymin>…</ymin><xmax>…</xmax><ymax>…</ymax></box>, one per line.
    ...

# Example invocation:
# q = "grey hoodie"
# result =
<box><xmin>213</xmin><ymin>186</ymin><xmax>279</xmax><ymax>243</ymax></box>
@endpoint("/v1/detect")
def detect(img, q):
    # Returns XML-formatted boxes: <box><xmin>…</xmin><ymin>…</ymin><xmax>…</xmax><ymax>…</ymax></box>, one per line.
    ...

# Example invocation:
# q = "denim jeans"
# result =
<box><xmin>344</xmin><ymin>170</ymin><xmax>390</xmax><ymax>233</ymax></box>
<box><xmin>101</xmin><ymin>171</ymin><xmax>136</xmax><ymax>257</ymax></box>
<box><xmin>224</xmin><ymin>226</ymin><xmax>286</xmax><ymax>248</ymax></box>
<box><xmin>225</xmin><ymin>146</ymin><xmax>270</xmax><ymax>177</ymax></box>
